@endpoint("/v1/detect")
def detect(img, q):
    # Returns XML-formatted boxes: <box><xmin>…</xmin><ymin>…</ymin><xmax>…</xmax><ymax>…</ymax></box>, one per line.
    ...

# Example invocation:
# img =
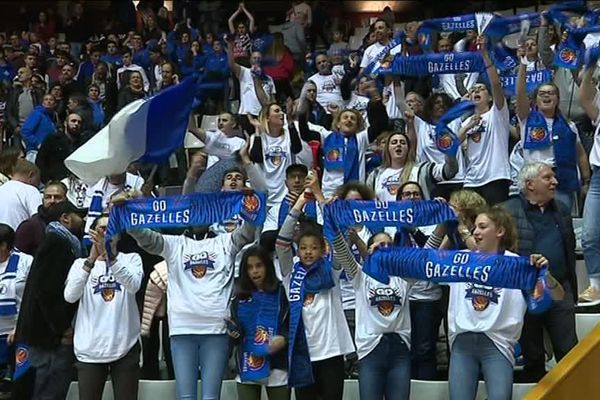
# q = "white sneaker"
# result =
<box><xmin>578</xmin><ymin>286</ymin><xmax>600</xmax><ymax>306</ymax></box>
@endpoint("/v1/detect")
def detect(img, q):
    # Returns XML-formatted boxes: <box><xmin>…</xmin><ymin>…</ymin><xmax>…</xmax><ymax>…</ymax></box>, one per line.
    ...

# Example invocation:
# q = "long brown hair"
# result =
<box><xmin>237</xmin><ymin>246</ymin><xmax>280</xmax><ymax>298</ymax></box>
<box><xmin>478</xmin><ymin>206</ymin><xmax>518</xmax><ymax>252</ymax></box>
<box><xmin>382</xmin><ymin>132</ymin><xmax>416</xmax><ymax>185</ymax></box>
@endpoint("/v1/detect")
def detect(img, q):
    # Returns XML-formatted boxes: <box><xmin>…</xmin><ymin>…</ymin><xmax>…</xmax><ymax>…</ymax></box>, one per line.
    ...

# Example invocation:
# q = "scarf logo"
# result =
<box><xmin>222</xmin><ymin>215</ymin><xmax>242</xmax><ymax>233</ymax></box>
<box><xmin>244</xmin><ymin>352</ymin><xmax>265</xmax><ymax>371</ymax></box>
<box><xmin>529</xmin><ymin>127</ymin><xmax>547</xmax><ymax>142</ymax></box>
<box><xmin>243</xmin><ymin>194</ymin><xmax>260</xmax><ymax>214</ymax></box>
<box><xmin>559</xmin><ymin>48</ymin><xmax>577</xmax><ymax>64</ymax></box>
<box><xmin>184</xmin><ymin>252</ymin><xmax>216</xmax><ymax>278</ymax></box>
<box><xmin>436</xmin><ymin>131</ymin><xmax>454</xmax><ymax>151</ymax></box>
<box><xmin>15</xmin><ymin>346</ymin><xmax>28</xmax><ymax>366</ymax></box>
<box><xmin>532</xmin><ymin>279</ymin><xmax>545</xmax><ymax>300</ymax></box>
<box><xmin>369</xmin><ymin>287</ymin><xmax>402</xmax><ymax>316</ymax></box>
<box><xmin>254</xmin><ymin>325</ymin><xmax>270</xmax><ymax>345</ymax></box>
<box><xmin>92</xmin><ymin>273</ymin><xmax>122</xmax><ymax>302</ymax></box>
<box><xmin>303</xmin><ymin>293</ymin><xmax>315</xmax><ymax>306</ymax></box>
<box><xmin>266</xmin><ymin>146</ymin><xmax>286</xmax><ymax>166</ymax></box>
<box><xmin>382</xmin><ymin>174</ymin><xmax>401</xmax><ymax>195</ymax></box>
<box><xmin>465</xmin><ymin>283</ymin><xmax>501</xmax><ymax>311</ymax></box>
<box><xmin>326</xmin><ymin>148</ymin><xmax>341</xmax><ymax>162</ymax></box>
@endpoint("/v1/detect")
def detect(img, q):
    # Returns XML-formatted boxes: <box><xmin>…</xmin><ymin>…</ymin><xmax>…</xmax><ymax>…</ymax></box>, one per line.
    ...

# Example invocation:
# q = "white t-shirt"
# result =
<box><xmin>371</xmin><ymin>164</ymin><xmax>445</xmax><ymax>202</ymax></box>
<box><xmin>283</xmin><ymin>269</ymin><xmax>355</xmax><ymax>361</ymax></box>
<box><xmin>352</xmin><ymin>270</ymin><xmax>412</xmax><ymax>360</ymax></box>
<box><xmin>447</xmin><ymin>250</ymin><xmax>527</xmax><ymax>365</ymax></box>
<box><xmin>238</xmin><ymin>66</ymin><xmax>276</xmax><ymax>116</ymax></box>
<box><xmin>321</xmin><ymin>129</ymin><xmax>370</xmax><ymax>197</ymax></box>
<box><xmin>0</xmin><ymin>252</ymin><xmax>32</xmax><ymax>336</ymax></box>
<box><xmin>345</xmin><ymin>93</ymin><xmax>369</xmax><ymax>122</ymax></box>
<box><xmin>360</xmin><ymin>41</ymin><xmax>402</xmax><ymax>69</ymax></box>
<box><xmin>308</xmin><ymin>72</ymin><xmax>343</xmax><ymax>110</ymax></box>
<box><xmin>518</xmin><ymin>116</ymin><xmax>579</xmax><ymax>167</ymax></box>
<box><xmin>203</xmin><ymin>129</ymin><xmax>246</xmax><ymax>169</ymax></box>
<box><xmin>256</xmin><ymin>131</ymin><xmax>293</xmax><ymax>207</ymax></box>
<box><xmin>65</xmin><ymin>253</ymin><xmax>143</xmax><ymax>363</ymax></box>
<box><xmin>383</xmin><ymin>82</ymin><xmax>403</xmax><ymax>120</ymax></box>
<box><xmin>0</xmin><ymin>180</ymin><xmax>42</xmax><ymax>230</ymax></box>
<box><xmin>161</xmin><ymin>233</ymin><xmax>237</xmax><ymax>336</ymax></box>
<box><xmin>462</xmin><ymin>103</ymin><xmax>511</xmax><ymax>187</ymax></box>
<box><xmin>84</xmin><ymin>173</ymin><xmax>145</xmax><ymax>210</ymax></box>
<box><xmin>414</xmin><ymin>116</ymin><xmax>465</xmax><ymax>182</ymax></box>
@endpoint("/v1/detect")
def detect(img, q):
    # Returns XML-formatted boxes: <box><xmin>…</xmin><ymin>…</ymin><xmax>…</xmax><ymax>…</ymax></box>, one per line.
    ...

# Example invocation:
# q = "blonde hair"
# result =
<box><xmin>258</xmin><ymin>102</ymin><xmax>281</xmax><ymax>135</ymax></box>
<box><xmin>449</xmin><ymin>189</ymin><xmax>487</xmax><ymax>226</ymax></box>
<box><xmin>332</xmin><ymin>109</ymin><xmax>364</xmax><ymax>133</ymax></box>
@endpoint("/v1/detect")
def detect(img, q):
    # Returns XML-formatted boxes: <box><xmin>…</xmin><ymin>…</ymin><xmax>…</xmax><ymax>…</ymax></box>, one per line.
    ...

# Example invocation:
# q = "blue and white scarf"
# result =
<box><xmin>288</xmin><ymin>259</ymin><xmax>335</xmax><ymax>387</ymax></box>
<box><xmin>278</xmin><ymin>199</ymin><xmax>318</xmax><ymax>228</ymax></box>
<box><xmin>323</xmin><ymin>132</ymin><xmax>359</xmax><ymax>183</ymax></box>
<box><xmin>391</xmin><ymin>52</ymin><xmax>484</xmax><ymax>77</ymax></box>
<box><xmin>0</xmin><ymin>253</ymin><xmax>19</xmax><ymax>317</ymax></box>
<box><xmin>524</xmin><ymin>110</ymin><xmax>579</xmax><ymax>192</ymax></box>
<box><xmin>83</xmin><ymin>189</ymin><xmax>103</xmax><ymax>247</ymax></box>
<box><xmin>47</xmin><ymin>221</ymin><xmax>85</xmax><ymax>258</ymax></box>
<box><xmin>363</xmin><ymin>32</ymin><xmax>405</xmax><ymax>77</ymax></box>
<box><xmin>485</xmin><ymin>13</ymin><xmax>541</xmax><ymax>38</ymax></box>
<box><xmin>555</xmin><ymin>25</ymin><xmax>600</xmax><ymax>69</ymax></box>
<box><xmin>364</xmin><ymin>247</ymin><xmax>553</xmax><ymax>313</ymax></box>
<box><xmin>417</xmin><ymin>14</ymin><xmax>477</xmax><ymax>50</ymax></box>
<box><xmin>323</xmin><ymin>199</ymin><xmax>457</xmax><ymax>243</ymax></box>
<box><xmin>237</xmin><ymin>288</ymin><xmax>282</xmax><ymax>383</ymax></box>
<box><xmin>490</xmin><ymin>42</ymin><xmax>518</xmax><ymax>73</ymax></box>
<box><xmin>499</xmin><ymin>69</ymin><xmax>552</xmax><ymax>97</ymax></box>
<box><xmin>106</xmin><ymin>191</ymin><xmax>267</xmax><ymax>252</ymax></box>
<box><xmin>435</xmin><ymin>100</ymin><xmax>475</xmax><ymax>156</ymax></box>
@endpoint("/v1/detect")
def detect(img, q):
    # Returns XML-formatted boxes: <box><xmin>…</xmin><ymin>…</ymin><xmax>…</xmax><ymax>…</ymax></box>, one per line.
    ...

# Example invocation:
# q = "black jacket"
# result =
<box><xmin>502</xmin><ymin>196</ymin><xmax>578</xmax><ymax>302</ymax></box>
<box><xmin>17</xmin><ymin>233</ymin><xmax>79</xmax><ymax>349</ymax></box>
<box><xmin>6</xmin><ymin>85</ymin><xmax>44</xmax><ymax>133</ymax></box>
<box><xmin>36</xmin><ymin>130</ymin><xmax>92</xmax><ymax>183</ymax></box>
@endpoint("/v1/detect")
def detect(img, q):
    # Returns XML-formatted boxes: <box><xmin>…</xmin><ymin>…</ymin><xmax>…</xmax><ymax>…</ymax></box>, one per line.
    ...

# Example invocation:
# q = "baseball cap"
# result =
<box><xmin>47</xmin><ymin>201</ymin><xmax>88</xmax><ymax>222</ymax></box>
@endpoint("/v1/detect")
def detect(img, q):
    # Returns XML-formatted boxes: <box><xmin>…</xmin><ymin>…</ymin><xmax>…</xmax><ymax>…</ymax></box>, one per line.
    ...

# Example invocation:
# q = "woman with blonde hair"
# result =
<box><xmin>248</xmin><ymin>102</ymin><xmax>303</xmax><ymax>207</ymax></box>
<box><xmin>366</xmin><ymin>130</ymin><xmax>457</xmax><ymax>201</ymax></box>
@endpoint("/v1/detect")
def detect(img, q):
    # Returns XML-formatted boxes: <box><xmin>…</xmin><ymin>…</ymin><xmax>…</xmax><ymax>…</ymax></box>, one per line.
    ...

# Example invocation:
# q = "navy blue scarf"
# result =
<box><xmin>435</xmin><ymin>100</ymin><xmax>475</xmax><ymax>156</ymax></box>
<box><xmin>288</xmin><ymin>259</ymin><xmax>335</xmax><ymax>387</ymax></box>
<box><xmin>323</xmin><ymin>199</ymin><xmax>457</xmax><ymax>243</ymax></box>
<box><xmin>391</xmin><ymin>52</ymin><xmax>484</xmax><ymax>77</ymax></box>
<box><xmin>323</xmin><ymin>131</ymin><xmax>359</xmax><ymax>183</ymax></box>
<box><xmin>554</xmin><ymin>25</ymin><xmax>600</xmax><ymax>69</ymax></box>
<box><xmin>490</xmin><ymin>42</ymin><xmax>518</xmax><ymax>73</ymax></box>
<box><xmin>106</xmin><ymin>191</ymin><xmax>267</xmax><ymax>252</ymax></box>
<box><xmin>523</xmin><ymin>110</ymin><xmax>579</xmax><ymax>192</ymax></box>
<box><xmin>278</xmin><ymin>199</ymin><xmax>317</xmax><ymax>228</ymax></box>
<box><xmin>364</xmin><ymin>247</ymin><xmax>552</xmax><ymax>313</ymax></box>
<box><xmin>237</xmin><ymin>288</ymin><xmax>281</xmax><ymax>383</ymax></box>
<box><xmin>499</xmin><ymin>69</ymin><xmax>552</xmax><ymax>97</ymax></box>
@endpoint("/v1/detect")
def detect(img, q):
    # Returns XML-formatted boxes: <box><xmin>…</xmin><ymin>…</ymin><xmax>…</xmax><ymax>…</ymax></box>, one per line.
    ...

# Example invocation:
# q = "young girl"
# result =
<box><xmin>230</xmin><ymin>246</ymin><xmax>290</xmax><ymax>400</ymax></box>
<box><xmin>64</xmin><ymin>214</ymin><xmax>143</xmax><ymax>400</ymax></box>
<box><xmin>276</xmin><ymin>188</ymin><xmax>354</xmax><ymax>400</ymax></box>
<box><xmin>447</xmin><ymin>207</ymin><xmax>561</xmax><ymax>399</ymax></box>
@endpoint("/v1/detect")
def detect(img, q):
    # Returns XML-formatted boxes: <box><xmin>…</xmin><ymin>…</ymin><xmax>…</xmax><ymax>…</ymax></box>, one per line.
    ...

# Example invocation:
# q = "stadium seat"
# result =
<box><xmin>353</xmin><ymin>27</ymin><xmax>370</xmax><ymax>40</ymax></box>
<box><xmin>576</xmin><ymin>313</ymin><xmax>600</xmax><ymax>339</ymax></box>
<box><xmin>348</xmin><ymin>35</ymin><xmax>362</xmax><ymax>50</ymax></box>
<box><xmin>201</xmin><ymin>114</ymin><xmax>218</xmax><ymax>131</ymax></box>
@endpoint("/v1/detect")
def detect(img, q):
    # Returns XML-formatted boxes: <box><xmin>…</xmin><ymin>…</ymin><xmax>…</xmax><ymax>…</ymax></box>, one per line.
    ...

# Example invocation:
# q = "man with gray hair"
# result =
<box><xmin>503</xmin><ymin>161</ymin><xmax>578</xmax><ymax>382</ymax></box>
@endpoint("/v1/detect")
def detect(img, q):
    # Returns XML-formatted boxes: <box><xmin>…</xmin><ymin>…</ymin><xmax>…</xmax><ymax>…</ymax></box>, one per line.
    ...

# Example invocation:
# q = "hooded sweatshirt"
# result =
<box><xmin>21</xmin><ymin>105</ymin><xmax>56</xmax><ymax>152</ymax></box>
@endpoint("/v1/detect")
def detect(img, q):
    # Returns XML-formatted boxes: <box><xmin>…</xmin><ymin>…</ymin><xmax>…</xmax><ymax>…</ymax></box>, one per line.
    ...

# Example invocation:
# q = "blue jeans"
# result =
<box><xmin>358</xmin><ymin>333</ymin><xmax>411</xmax><ymax>400</ymax></box>
<box><xmin>410</xmin><ymin>300</ymin><xmax>442</xmax><ymax>380</ymax></box>
<box><xmin>583</xmin><ymin>166</ymin><xmax>600</xmax><ymax>277</ymax></box>
<box><xmin>449</xmin><ymin>332</ymin><xmax>513</xmax><ymax>400</ymax></box>
<box><xmin>170</xmin><ymin>334</ymin><xmax>229</xmax><ymax>400</ymax></box>
<box><xmin>29</xmin><ymin>344</ymin><xmax>75</xmax><ymax>400</ymax></box>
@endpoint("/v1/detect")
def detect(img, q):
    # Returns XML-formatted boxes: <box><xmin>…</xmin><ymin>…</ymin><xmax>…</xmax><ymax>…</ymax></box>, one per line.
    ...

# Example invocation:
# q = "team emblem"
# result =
<box><xmin>529</xmin><ymin>127</ymin><xmax>547</xmax><ymax>142</ymax></box>
<box><xmin>465</xmin><ymin>284</ymin><xmax>501</xmax><ymax>311</ymax></box>
<box><xmin>246</xmin><ymin>354</ymin><xmax>265</xmax><ymax>370</ymax></box>
<box><xmin>92</xmin><ymin>274</ymin><xmax>122</xmax><ymax>302</ymax></box>
<box><xmin>184</xmin><ymin>252</ymin><xmax>216</xmax><ymax>279</ymax></box>
<box><xmin>369</xmin><ymin>287</ymin><xmax>402</xmax><ymax>316</ymax></box>
<box><xmin>326</xmin><ymin>149</ymin><xmax>341</xmax><ymax>162</ymax></box>
<box><xmin>254</xmin><ymin>326</ymin><xmax>269</xmax><ymax>345</ymax></box>
<box><xmin>15</xmin><ymin>346</ymin><xmax>28</xmax><ymax>366</ymax></box>
<box><xmin>303</xmin><ymin>293</ymin><xmax>315</xmax><ymax>306</ymax></box>
<box><xmin>267</xmin><ymin>146</ymin><xmax>286</xmax><ymax>166</ymax></box>
<box><xmin>243</xmin><ymin>194</ymin><xmax>260</xmax><ymax>214</ymax></box>
<box><xmin>436</xmin><ymin>132</ymin><xmax>454</xmax><ymax>151</ymax></box>
<box><xmin>383</xmin><ymin>174</ymin><xmax>401</xmax><ymax>195</ymax></box>
<box><xmin>559</xmin><ymin>48</ymin><xmax>577</xmax><ymax>64</ymax></box>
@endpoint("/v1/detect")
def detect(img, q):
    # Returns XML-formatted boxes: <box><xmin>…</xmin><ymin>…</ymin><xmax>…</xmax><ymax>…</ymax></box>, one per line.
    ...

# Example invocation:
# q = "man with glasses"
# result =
<box><xmin>36</xmin><ymin>113</ymin><xmax>89</xmax><ymax>183</ymax></box>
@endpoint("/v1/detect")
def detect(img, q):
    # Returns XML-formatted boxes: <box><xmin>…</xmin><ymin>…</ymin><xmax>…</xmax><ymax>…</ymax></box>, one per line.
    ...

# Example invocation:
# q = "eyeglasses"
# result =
<box><xmin>401</xmin><ymin>191</ymin><xmax>421</xmax><ymax>198</ymax></box>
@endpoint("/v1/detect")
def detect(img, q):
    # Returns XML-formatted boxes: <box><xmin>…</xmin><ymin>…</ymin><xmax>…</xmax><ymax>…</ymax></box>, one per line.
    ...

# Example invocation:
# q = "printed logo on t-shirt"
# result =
<box><xmin>221</xmin><ymin>215</ymin><xmax>242</xmax><ymax>233</ymax></box>
<box><xmin>382</xmin><ymin>174</ymin><xmax>401</xmax><ymax>195</ymax></box>
<box><xmin>321</xmin><ymin>80</ymin><xmax>337</xmax><ymax>93</ymax></box>
<box><xmin>92</xmin><ymin>273</ymin><xmax>122</xmax><ymax>302</ymax></box>
<box><xmin>464</xmin><ymin>283</ymin><xmax>501</xmax><ymax>311</ymax></box>
<box><xmin>266</xmin><ymin>146</ymin><xmax>287</xmax><ymax>166</ymax></box>
<box><xmin>469</xmin><ymin>121</ymin><xmax>486</xmax><ymax>143</ymax></box>
<box><xmin>184</xmin><ymin>252</ymin><xmax>216</xmax><ymax>279</ymax></box>
<box><xmin>303</xmin><ymin>293</ymin><xmax>315</xmax><ymax>306</ymax></box>
<box><xmin>369</xmin><ymin>287</ymin><xmax>402</xmax><ymax>316</ymax></box>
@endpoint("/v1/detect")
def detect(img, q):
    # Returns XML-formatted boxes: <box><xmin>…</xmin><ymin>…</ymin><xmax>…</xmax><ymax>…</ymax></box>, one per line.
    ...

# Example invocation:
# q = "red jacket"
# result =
<box><xmin>264</xmin><ymin>51</ymin><xmax>295</xmax><ymax>81</ymax></box>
